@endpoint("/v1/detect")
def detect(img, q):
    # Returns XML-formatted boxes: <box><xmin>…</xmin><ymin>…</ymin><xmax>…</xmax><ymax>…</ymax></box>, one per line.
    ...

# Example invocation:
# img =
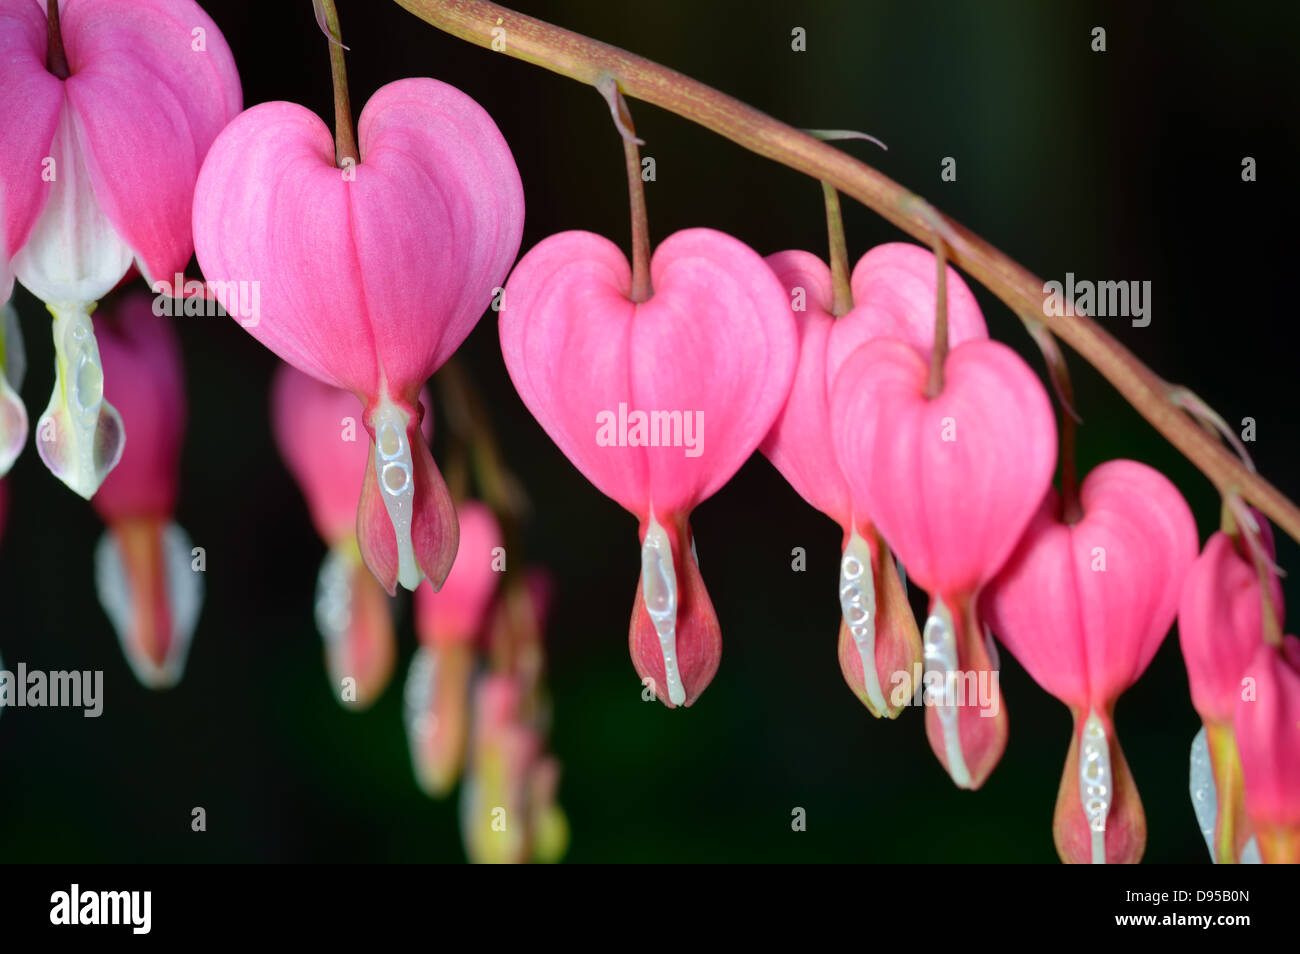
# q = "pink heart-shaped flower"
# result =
<box><xmin>500</xmin><ymin>227</ymin><xmax>796</xmax><ymax>705</ymax></box>
<box><xmin>194</xmin><ymin>77</ymin><xmax>524</xmax><ymax>594</ymax></box>
<box><xmin>980</xmin><ymin>459</ymin><xmax>1198</xmax><ymax>862</ymax></box>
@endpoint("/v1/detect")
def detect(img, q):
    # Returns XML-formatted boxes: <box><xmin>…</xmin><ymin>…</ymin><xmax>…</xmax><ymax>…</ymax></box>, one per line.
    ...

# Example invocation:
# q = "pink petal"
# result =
<box><xmin>0</xmin><ymin>1</ymin><xmax>64</xmax><ymax>267</ymax></box>
<box><xmin>500</xmin><ymin>228</ymin><xmax>796</xmax><ymax>517</ymax></box>
<box><xmin>61</xmin><ymin>0</ymin><xmax>241</xmax><ymax>285</ymax></box>
<box><xmin>1234</xmin><ymin>637</ymin><xmax>1300</xmax><ymax>862</ymax></box>
<box><xmin>92</xmin><ymin>291</ymin><xmax>186</xmax><ymax>520</ymax></box>
<box><xmin>356</xmin><ymin>399</ymin><xmax>458</xmax><ymax>596</ymax></box>
<box><xmin>759</xmin><ymin>250</ymin><xmax>852</xmax><ymax>525</ymax></box>
<box><xmin>272</xmin><ymin>362</ymin><xmax>370</xmax><ymax>544</ymax></box>
<box><xmin>830</xmin><ymin>337</ymin><xmax>1056</xmax><ymax>598</ymax></box>
<box><xmin>415</xmin><ymin>500</ymin><xmax>503</xmax><ymax>646</ymax></box>
<box><xmin>982</xmin><ymin>460</ymin><xmax>1197</xmax><ymax>709</ymax></box>
<box><xmin>1179</xmin><ymin>528</ymin><xmax>1284</xmax><ymax>724</ymax></box>
<box><xmin>194</xmin><ymin>77</ymin><xmax>523</xmax><ymax>398</ymax></box>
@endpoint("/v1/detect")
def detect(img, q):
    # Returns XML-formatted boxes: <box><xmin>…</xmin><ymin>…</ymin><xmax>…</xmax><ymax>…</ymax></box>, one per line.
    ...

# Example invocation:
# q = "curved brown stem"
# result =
<box><xmin>821</xmin><ymin>183</ymin><xmax>852</xmax><ymax>317</ymax></box>
<box><xmin>314</xmin><ymin>0</ymin><xmax>359</xmax><ymax>167</ymax></box>
<box><xmin>393</xmin><ymin>0</ymin><xmax>1300</xmax><ymax>546</ymax></box>
<box><xmin>46</xmin><ymin>0</ymin><xmax>70</xmax><ymax>79</ymax></box>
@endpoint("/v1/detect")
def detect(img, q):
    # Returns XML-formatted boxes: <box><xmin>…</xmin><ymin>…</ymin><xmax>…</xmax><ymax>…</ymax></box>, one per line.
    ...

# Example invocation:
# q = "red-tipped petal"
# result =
<box><xmin>404</xmin><ymin>642</ymin><xmax>474</xmax><ymax>797</ymax></box>
<box><xmin>628</xmin><ymin>512</ymin><xmax>720</xmax><ymax>708</ymax></box>
<box><xmin>316</xmin><ymin>544</ymin><xmax>395</xmax><ymax>710</ymax></box>
<box><xmin>94</xmin><ymin>516</ymin><xmax>201</xmax><ymax>689</ymax></box>
<box><xmin>1053</xmin><ymin>708</ymin><xmax>1147</xmax><ymax>864</ymax></box>
<box><xmin>356</xmin><ymin>399</ymin><xmax>458</xmax><ymax>596</ymax></box>
<box><xmin>922</xmin><ymin>596</ymin><xmax>1007</xmax><ymax>789</ymax></box>
<box><xmin>837</xmin><ymin>525</ymin><xmax>922</xmax><ymax>718</ymax></box>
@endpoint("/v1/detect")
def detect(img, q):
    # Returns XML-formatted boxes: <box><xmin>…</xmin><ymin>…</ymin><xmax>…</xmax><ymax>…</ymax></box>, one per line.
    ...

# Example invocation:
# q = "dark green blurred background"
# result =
<box><xmin>1</xmin><ymin>0</ymin><xmax>1296</xmax><ymax>862</ymax></box>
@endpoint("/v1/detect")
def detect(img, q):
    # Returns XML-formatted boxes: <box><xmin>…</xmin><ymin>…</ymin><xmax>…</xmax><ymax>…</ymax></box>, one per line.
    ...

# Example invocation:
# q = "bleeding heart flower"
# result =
<box><xmin>271</xmin><ymin>362</ymin><xmax>439</xmax><ymax>709</ymax></box>
<box><xmin>1234</xmin><ymin>636</ymin><xmax>1300</xmax><ymax>863</ymax></box>
<box><xmin>981</xmin><ymin>460</ymin><xmax>1197</xmax><ymax>862</ymax></box>
<box><xmin>0</xmin><ymin>297</ymin><xmax>26</xmax><ymax>476</ymax></box>
<box><xmin>90</xmin><ymin>291</ymin><xmax>201</xmax><ymax>688</ymax></box>
<box><xmin>830</xmin><ymin>332</ymin><xmax>1056</xmax><ymax>787</ymax></box>
<box><xmin>459</xmin><ymin>672</ymin><xmax>541</xmax><ymax>864</ymax></box>
<box><xmin>406</xmin><ymin>500</ymin><xmax>503</xmax><ymax>796</ymax></box>
<box><xmin>194</xmin><ymin>76</ymin><xmax>524</xmax><ymax>595</ymax></box>
<box><xmin>500</xmin><ymin>228</ymin><xmax>796</xmax><ymax>706</ymax></box>
<box><xmin>0</xmin><ymin>0</ymin><xmax>241</xmax><ymax>497</ymax></box>
<box><xmin>1179</xmin><ymin>519</ymin><xmax>1283</xmax><ymax>862</ymax></box>
<box><xmin>762</xmin><ymin>243</ymin><xmax>986</xmax><ymax>716</ymax></box>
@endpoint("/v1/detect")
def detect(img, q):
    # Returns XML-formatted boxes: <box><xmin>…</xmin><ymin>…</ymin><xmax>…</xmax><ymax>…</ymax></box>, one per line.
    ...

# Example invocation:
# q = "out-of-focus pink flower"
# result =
<box><xmin>457</xmin><ymin>671</ymin><xmax>570</xmax><ymax>864</ymax></box>
<box><xmin>272</xmin><ymin>363</ymin><xmax>439</xmax><ymax>710</ymax></box>
<box><xmin>405</xmin><ymin>501</ymin><xmax>503</xmax><ymax>796</ymax></box>
<box><xmin>1235</xmin><ymin>636</ymin><xmax>1300</xmax><ymax>863</ymax></box>
<box><xmin>1179</xmin><ymin>519</ymin><xmax>1283</xmax><ymax>862</ymax></box>
<box><xmin>195</xmin><ymin>77</ymin><xmax>524</xmax><ymax>595</ymax></box>
<box><xmin>982</xmin><ymin>460</ymin><xmax>1197</xmax><ymax>862</ymax></box>
<box><xmin>91</xmin><ymin>291</ymin><xmax>201</xmax><ymax>688</ymax></box>
<box><xmin>500</xmin><ymin>228</ymin><xmax>796</xmax><ymax>707</ymax></box>
<box><xmin>0</xmin><ymin>0</ymin><xmax>240</xmax><ymax>497</ymax></box>
<box><xmin>415</xmin><ymin>501</ymin><xmax>504</xmax><ymax>647</ymax></box>
<box><xmin>763</xmin><ymin>243</ymin><xmax>985</xmax><ymax>717</ymax></box>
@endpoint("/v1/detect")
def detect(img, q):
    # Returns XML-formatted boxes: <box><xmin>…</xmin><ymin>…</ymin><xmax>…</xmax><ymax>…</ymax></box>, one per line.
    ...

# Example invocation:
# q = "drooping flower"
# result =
<box><xmin>194</xmin><ymin>77</ymin><xmax>524</xmax><ymax>595</ymax></box>
<box><xmin>0</xmin><ymin>0</ymin><xmax>241</xmax><ymax>497</ymax></box>
<box><xmin>762</xmin><ymin>243</ymin><xmax>986</xmax><ymax>717</ymax></box>
<box><xmin>271</xmin><ymin>362</ymin><xmax>435</xmax><ymax>709</ymax></box>
<box><xmin>981</xmin><ymin>460</ymin><xmax>1197</xmax><ymax>862</ymax></box>
<box><xmin>500</xmin><ymin>228</ymin><xmax>796</xmax><ymax>706</ymax></box>
<box><xmin>406</xmin><ymin>500</ymin><xmax>504</xmax><ymax>795</ymax></box>
<box><xmin>1179</xmin><ymin>518</ymin><xmax>1283</xmax><ymax>862</ymax></box>
<box><xmin>0</xmin><ymin>297</ymin><xmax>25</xmax><ymax>476</ymax></box>
<box><xmin>460</xmin><ymin>673</ymin><xmax>540</xmax><ymax>864</ymax></box>
<box><xmin>91</xmin><ymin>291</ymin><xmax>202</xmax><ymax>688</ymax></box>
<box><xmin>1234</xmin><ymin>636</ymin><xmax>1300</xmax><ymax>863</ymax></box>
<box><xmin>831</xmin><ymin>326</ymin><xmax>1056</xmax><ymax>787</ymax></box>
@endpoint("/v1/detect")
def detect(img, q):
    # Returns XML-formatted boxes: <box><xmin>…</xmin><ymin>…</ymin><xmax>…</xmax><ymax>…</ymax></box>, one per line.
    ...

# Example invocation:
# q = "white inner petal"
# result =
<box><xmin>12</xmin><ymin>107</ymin><xmax>133</xmax><ymax>306</ymax></box>
<box><xmin>371</xmin><ymin>398</ymin><xmax>422</xmax><ymax>591</ymax></box>
<box><xmin>1079</xmin><ymin>710</ymin><xmax>1112</xmax><ymax>864</ymax></box>
<box><xmin>641</xmin><ymin>514</ymin><xmax>685</xmax><ymax>706</ymax></box>
<box><xmin>923</xmin><ymin>596</ymin><xmax>971</xmax><ymax>788</ymax></box>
